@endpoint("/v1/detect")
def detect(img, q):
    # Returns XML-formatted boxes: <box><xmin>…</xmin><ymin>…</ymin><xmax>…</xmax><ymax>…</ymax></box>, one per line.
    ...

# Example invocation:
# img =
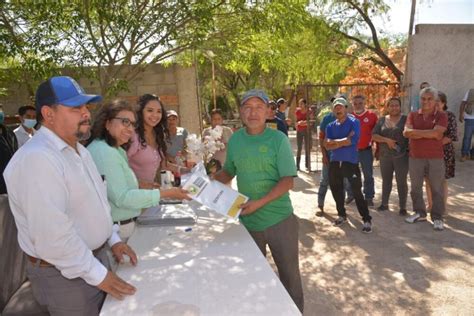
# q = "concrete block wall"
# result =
<box><xmin>0</xmin><ymin>63</ymin><xmax>201</xmax><ymax>134</ymax></box>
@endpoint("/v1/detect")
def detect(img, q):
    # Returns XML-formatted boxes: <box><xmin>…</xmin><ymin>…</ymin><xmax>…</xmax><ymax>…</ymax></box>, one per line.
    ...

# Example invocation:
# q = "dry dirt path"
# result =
<box><xmin>287</xmin><ymin>131</ymin><xmax>474</xmax><ymax>315</ymax></box>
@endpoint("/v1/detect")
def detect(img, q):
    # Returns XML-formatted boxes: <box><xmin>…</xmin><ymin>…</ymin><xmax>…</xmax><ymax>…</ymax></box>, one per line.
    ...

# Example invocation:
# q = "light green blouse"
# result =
<box><xmin>87</xmin><ymin>139</ymin><xmax>160</xmax><ymax>222</ymax></box>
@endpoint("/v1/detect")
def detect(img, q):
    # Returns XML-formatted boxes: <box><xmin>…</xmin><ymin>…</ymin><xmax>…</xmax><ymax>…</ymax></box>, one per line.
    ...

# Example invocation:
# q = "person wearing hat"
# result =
<box><xmin>214</xmin><ymin>89</ymin><xmax>304</xmax><ymax>312</ymax></box>
<box><xmin>166</xmin><ymin>109</ymin><xmax>189</xmax><ymax>163</ymax></box>
<box><xmin>265</xmin><ymin>100</ymin><xmax>288</xmax><ymax>135</ymax></box>
<box><xmin>324</xmin><ymin>97</ymin><xmax>372</xmax><ymax>233</ymax></box>
<box><xmin>276</xmin><ymin>97</ymin><xmax>292</xmax><ymax>128</ymax></box>
<box><xmin>4</xmin><ymin>76</ymin><xmax>138</xmax><ymax>314</ymax></box>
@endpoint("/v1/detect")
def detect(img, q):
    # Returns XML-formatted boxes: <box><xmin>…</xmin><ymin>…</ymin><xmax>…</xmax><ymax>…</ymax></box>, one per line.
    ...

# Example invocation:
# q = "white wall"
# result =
<box><xmin>406</xmin><ymin>24</ymin><xmax>474</xmax><ymax>115</ymax></box>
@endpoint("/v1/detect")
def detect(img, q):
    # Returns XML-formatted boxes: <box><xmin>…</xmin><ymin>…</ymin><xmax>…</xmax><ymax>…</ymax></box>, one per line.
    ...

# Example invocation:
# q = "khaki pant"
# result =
<box><xmin>409</xmin><ymin>158</ymin><xmax>445</xmax><ymax>220</ymax></box>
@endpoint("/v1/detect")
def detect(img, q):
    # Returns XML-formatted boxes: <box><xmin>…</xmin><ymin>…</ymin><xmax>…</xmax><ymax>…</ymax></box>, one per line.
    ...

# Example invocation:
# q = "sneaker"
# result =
<box><xmin>334</xmin><ymin>216</ymin><xmax>347</xmax><ymax>226</ymax></box>
<box><xmin>399</xmin><ymin>209</ymin><xmax>408</xmax><ymax>216</ymax></box>
<box><xmin>366</xmin><ymin>199</ymin><xmax>374</xmax><ymax>207</ymax></box>
<box><xmin>377</xmin><ymin>205</ymin><xmax>388</xmax><ymax>212</ymax></box>
<box><xmin>405</xmin><ymin>213</ymin><xmax>427</xmax><ymax>224</ymax></box>
<box><xmin>433</xmin><ymin>219</ymin><xmax>444</xmax><ymax>231</ymax></box>
<box><xmin>362</xmin><ymin>221</ymin><xmax>372</xmax><ymax>233</ymax></box>
<box><xmin>316</xmin><ymin>205</ymin><xmax>324</xmax><ymax>217</ymax></box>
<box><xmin>345</xmin><ymin>197</ymin><xmax>355</xmax><ymax>205</ymax></box>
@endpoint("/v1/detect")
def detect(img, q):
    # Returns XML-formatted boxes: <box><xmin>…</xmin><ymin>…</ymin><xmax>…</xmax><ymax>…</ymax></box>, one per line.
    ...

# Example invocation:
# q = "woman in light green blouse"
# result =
<box><xmin>88</xmin><ymin>99</ymin><xmax>190</xmax><ymax>240</ymax></box>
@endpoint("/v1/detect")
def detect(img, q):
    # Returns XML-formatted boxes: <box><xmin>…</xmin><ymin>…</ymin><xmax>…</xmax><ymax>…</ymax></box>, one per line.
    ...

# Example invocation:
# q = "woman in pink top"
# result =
<box><xmin>127</xmin><ymin>94</ymin><xmax>186</xmax><ymax>188</ymax></box>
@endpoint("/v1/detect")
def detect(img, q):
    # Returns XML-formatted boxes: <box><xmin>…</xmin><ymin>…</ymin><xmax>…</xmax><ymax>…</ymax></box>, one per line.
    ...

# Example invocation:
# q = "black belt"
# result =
<box><xmin>113</xmin><ymin>217</ymin><xmax>137</xmax><ymax>225</ymax></box>
<box><xmin>358</xmin><ymin>146</ymin><xmax>372</xmax><ymax>151</ymax></box>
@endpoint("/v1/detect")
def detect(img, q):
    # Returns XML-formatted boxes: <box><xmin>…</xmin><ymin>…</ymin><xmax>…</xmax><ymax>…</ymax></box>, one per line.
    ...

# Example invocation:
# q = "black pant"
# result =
<box><xmin>329</xmin><ymin>161</ymin><xmax>371</xmax><ymax>222</ymax></box>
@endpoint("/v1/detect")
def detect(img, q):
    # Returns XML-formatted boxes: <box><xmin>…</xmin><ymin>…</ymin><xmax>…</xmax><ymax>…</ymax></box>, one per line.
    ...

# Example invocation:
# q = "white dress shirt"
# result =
<box><xmin>4</xmin><ymin>126</ymin><xmax>121</xmax><ymax>286</ymax></box>
<box><xmin>13</xmin><ymin>124</ymin><xmax>34</xmax><ymax>148</ymax></box>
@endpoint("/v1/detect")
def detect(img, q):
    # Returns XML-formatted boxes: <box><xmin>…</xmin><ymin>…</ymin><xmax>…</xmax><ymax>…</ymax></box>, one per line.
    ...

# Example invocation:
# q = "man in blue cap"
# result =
<box><xmin>214</xmin><ymin>89</ymin><xmax>304</xmax><ymax>313</ymax></box>
<box><xmin>4</xmin><ymin>76</ymin><xmax>137</xmax><ymax>314</ymax></box>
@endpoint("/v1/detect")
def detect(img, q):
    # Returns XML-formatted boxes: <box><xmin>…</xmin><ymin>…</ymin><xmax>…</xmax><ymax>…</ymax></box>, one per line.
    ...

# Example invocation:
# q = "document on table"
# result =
<box><xmin>182</xmin><ymin>172</ymin><xmax>248</xmax><ymax>219</ymax></box>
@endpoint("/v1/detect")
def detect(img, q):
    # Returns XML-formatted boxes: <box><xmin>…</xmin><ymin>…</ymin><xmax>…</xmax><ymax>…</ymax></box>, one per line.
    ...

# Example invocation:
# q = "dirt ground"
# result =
<box><xmin>286</xmin><ymin>131</ymin><xmax>474</xmax><ymax>315</ymax></box>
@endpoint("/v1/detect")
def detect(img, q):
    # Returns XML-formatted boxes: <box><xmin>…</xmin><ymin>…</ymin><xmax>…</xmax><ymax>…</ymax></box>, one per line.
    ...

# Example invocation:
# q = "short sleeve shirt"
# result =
<box><xmin>352</xmin><ymin>111</ymin><xmax>378</xmax><ymax>149</ymax></box>
<box><xmin>406</xmin><ymin>110</ymin><xmax>448</xmax><ymax>159</ymax></box>
<box><xmin>167</xmin><ymin>127</ymin><xmax>188</xmax><ymax>158</ymax></box>
<box><xmin>326</xmin><ymin>116</ymin><xmax>360</xmax><ymax>164</ymax></box>
<box><xmin>224</xmin><ymin>128</ymin><xmax>296</xmax><ymax>231</ymax></box>
<box><xmin>372</xmin><ymin>115</ymin><xmax>408</xmax><ymax>158</ymax></box>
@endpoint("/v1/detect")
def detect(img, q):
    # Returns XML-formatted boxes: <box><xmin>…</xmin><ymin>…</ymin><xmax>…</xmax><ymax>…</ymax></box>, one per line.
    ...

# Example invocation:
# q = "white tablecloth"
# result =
<box><xmin>100</xmin><ymin>202</ymin><xmax>300</xmax><ymax>316</ymax></box>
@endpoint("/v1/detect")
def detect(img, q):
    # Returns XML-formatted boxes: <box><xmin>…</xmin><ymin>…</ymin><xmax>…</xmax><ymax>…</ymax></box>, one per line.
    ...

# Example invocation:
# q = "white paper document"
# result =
<box><xmin>182</xmin><ymin>168</ymin><xmax>248</xmax><ymax>219</ymax></box>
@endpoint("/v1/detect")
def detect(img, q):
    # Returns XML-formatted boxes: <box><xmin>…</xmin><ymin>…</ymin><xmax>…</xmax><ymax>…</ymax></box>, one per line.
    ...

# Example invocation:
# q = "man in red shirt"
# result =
<box><xmin>345</xmin><ymin>95</ymin><xmax>378</xmax><ymax>207</ymax></box>
<box><xmin>404</xmin><ymin>87</ymin><xmax>447</xmax><ymax>231</ymax></box>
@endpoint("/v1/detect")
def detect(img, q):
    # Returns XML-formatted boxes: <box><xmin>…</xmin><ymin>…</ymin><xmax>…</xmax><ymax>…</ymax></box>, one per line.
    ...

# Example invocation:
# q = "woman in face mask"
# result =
<box><xmin>0</xmin><ymin>105</ymin><xmax>19</xmax><ymax>194</ymax></box>
<box><xmin>14</xmin><ymin>105</ymin><xmax>37</xmax><ymax>147</ymax></box>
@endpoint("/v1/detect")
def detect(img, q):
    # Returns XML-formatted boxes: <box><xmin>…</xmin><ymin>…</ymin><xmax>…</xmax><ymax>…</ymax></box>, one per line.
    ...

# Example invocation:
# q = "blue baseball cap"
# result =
<box><xmin>240</xmin><ymin>89</ymin><xmax>269</xmax><ymax>106</ymax></box>
<box><xmin>35</xmin><ymin>76</ymin><xmax>102</xmax><ymax>114</ymax></box>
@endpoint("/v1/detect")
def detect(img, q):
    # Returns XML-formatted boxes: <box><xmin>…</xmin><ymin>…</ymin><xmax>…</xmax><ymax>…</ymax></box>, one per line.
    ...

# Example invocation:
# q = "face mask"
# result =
<box><xmin>23</xmin><ymin>118</ymin><xmax>37</xmax><ymax>129</ymax></box>
<box><xmin>0</xmin><ymin>111</ymin><xmax>4</xmax><ymax>124</ymax></box>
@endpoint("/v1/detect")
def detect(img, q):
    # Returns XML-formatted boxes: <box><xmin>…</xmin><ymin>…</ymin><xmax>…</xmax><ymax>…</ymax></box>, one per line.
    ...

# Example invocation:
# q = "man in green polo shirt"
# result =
<box><xmin>214</xmin><ymin>89</ymin><xmax>303</xmax><ymax>313</ymax></box>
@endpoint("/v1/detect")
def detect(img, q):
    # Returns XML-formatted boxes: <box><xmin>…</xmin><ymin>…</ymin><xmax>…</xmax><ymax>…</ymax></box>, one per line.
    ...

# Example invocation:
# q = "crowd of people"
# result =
<box><xmin>0</xmin><ymin>75</ymin><xmax>472</xmax><ymax>314</ymax></box>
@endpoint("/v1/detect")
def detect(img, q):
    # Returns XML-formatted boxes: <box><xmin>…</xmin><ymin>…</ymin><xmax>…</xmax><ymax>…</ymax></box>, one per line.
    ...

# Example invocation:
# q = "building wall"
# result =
<box><xmin>405</xmin><ymin>24</ymin><xmax>474</xmax><ymax>116</ymax></box>
<box><xmin>0</xmin><ymin>63</ymin><xmax>201</xmax><ymax>134</ymax></box>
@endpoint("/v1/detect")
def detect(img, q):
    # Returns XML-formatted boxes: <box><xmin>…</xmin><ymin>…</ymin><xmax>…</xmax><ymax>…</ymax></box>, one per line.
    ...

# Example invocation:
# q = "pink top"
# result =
<box><xmin>127</xmin><ymin>133</ymin><xmax>163</xmax><ymax>182</ymax></box>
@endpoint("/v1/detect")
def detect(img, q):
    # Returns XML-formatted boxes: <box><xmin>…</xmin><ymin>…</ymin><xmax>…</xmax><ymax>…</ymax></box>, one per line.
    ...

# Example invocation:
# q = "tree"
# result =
<box><xmin>0</xmin><ymin>1</ymin><xmax>66</xmax><ymax>96</ymax></box>
<box><xmin>190</xmin><ymin>2</ymin><xmax>350</xmax><ymax>109</ymax></box>
<box><xmin>312</xmin><ymin>0</ymin><xmax>404</xmax><ymax>82</ymax></box>
<box><xmin>1</xmin><ymin>0</ymin><xmax>233</xmax><ymax>97</ymax></box>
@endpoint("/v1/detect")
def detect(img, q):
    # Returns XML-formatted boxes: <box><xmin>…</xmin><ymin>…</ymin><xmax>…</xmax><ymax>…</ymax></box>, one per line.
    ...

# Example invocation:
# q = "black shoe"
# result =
<box><xmin>345</xmin><ymin>197</ymin><xmax>355</xmax><ymax>205</ymax></box>
<box><xmin>334</xmin><ymin>216</ymin><xmax>347</xmax><ymax>226</ymax></box>
<box><xmin>399</xmin><ymin>209</ymin><xmax>408</xmax><ymax>216</ymax></box>
<box><xmin>316</xmin><ymin>205</ymin><xmax>324</xmax><ymax>217</ymax></box>
<box><xmin>366</xmin><ymin>199</ymin><xmax>374</xmax><ymax>207</ymax></box>
<box><xmin>362</xmin><ymin>221</ymin><xmax>372</xmax><ymax>233</ymax></box>
<box><xmin>377</xmin><ymin>205</ymin><xmax>388</xmax><ymax>212</ymax></box>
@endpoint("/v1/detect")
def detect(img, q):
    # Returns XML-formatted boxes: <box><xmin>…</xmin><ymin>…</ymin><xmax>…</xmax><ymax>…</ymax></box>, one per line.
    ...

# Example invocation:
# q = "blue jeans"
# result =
<box><xmin>317</xmin><ymin>163</ymin><xmax>329</xmax><ymax>207</ymax></box>
<box><xmin>461</xmin><ymin>119</ymin><xmax>474</xmax><ymax>156</ymax></box>
<box><xmin>346</xmin><ymin>148</ymin><xmax>375</xmax><ymax>200</ymax></box>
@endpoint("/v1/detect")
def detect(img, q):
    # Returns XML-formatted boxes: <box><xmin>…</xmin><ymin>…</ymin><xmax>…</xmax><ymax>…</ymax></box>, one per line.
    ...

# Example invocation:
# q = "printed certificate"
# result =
<box><xmin>182</xmin><ymin>172</ymin><xmax>248</xmax><ymax>219</ymax></box>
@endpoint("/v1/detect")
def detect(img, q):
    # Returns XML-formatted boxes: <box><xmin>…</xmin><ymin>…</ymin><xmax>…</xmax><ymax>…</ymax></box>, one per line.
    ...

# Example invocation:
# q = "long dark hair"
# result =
<box><xmin>136</xmin><ymin>94</ymin><xmax>169</xmax><ymax>159</ymax></box>
<box><xmin>89</xmin><ymin>99</ymin><xmax>136</xmax><ymax>149</ymax></box>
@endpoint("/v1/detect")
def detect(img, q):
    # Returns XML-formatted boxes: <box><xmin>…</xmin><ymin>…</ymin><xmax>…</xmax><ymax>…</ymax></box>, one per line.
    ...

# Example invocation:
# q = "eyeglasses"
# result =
<box><xmin>112</xmin><ymin>117</ymin><xmax>137</xmax><ymax>128</ymax></box>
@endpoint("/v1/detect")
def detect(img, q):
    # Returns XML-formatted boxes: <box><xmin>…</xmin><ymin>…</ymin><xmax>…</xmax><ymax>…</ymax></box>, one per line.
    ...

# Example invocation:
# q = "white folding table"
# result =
<box><xmin>100</xmin><ymin>203</ymin><xmax>301</xmax><ymax>316</ymax></box>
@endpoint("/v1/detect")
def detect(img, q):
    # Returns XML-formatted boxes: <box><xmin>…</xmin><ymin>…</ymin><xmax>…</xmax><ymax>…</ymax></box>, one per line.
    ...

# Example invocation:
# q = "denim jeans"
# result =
<box><xmin>345</xmin><ymin>148</ymin><xmax>375</xmax><ymax>200</ymax></box>
<box><xmin>461</xmin><ymin>119</ymin><xmax>474</xmax><ymax>156</ymax></box>
<box><xmin>317</xmin><ymin>163</ymin><xmax>329</xmax><ymax>207</ymax></box>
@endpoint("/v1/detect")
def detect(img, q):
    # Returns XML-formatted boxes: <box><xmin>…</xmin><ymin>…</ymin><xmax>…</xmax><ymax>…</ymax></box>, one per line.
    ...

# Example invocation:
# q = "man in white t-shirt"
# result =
<box><xmin>459</xmin><ymin>89</ymin><xmax>474</xmax><ymax>161</ymax></box>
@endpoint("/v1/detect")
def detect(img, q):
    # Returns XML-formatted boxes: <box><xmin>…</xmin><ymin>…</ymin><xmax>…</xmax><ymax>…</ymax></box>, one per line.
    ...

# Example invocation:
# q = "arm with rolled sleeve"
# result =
<box><xmin>8</xmin><ymin>153</ymin><xmax>108</xmax><ymax>286</ymax></box>
<box><xmin>89</xmin><ymin>142</ymin><xmax>160</xmax><ymax>210</ymax></box>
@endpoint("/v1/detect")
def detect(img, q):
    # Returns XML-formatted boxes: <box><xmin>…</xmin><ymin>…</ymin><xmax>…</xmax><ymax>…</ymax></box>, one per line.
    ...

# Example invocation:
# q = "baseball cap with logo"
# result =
<box><xmin>240</xmin><ymin>89</ymin><xmax>269</xmax><ymax>106</ymax></box>
<box><xmin>35</xmin><ymin>76</ymin><xmax>102</xmax><ymax>115</ymax></box>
